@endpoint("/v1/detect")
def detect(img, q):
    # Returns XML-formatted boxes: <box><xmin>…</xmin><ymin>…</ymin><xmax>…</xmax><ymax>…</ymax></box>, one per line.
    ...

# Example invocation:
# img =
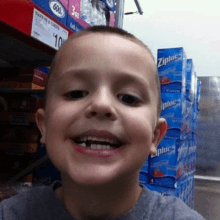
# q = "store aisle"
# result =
<box><xmin>194</xmin><ymin>180</ymin><xmax>220</xmax><ymax>220</ymax></box>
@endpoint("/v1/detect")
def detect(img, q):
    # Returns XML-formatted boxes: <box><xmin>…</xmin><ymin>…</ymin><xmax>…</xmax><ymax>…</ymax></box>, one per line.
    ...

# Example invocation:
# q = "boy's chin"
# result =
<box><xmin>70</xmin><ymin>173</ymin><xmax>121</xmax><ymax>187</ymax></box>
<box><xmin>59</xmin><ymin>159</ymin><xmax>141</xmax><ymax>188</ymax></box>
<box><xmin>63</xmin><ymin>169</ymin><xmax>129</xmax><ymax>188</ymax></box>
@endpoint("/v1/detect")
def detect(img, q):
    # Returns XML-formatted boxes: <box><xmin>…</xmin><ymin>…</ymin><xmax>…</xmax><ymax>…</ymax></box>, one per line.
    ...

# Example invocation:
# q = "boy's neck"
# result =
<box><xmin>55</xmin><ymin>178</ymin><xmax>143</xmax><ymax>219</ymax></box>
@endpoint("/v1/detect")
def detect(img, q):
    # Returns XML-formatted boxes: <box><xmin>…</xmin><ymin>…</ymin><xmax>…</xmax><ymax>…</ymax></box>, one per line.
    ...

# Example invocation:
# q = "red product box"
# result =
<box><xmin>0</xmin><ymin>67</ymin><xmax>49</xmax><ymax>90</ymax></box>
<box><xmin>32</xmin><ymin>68</ymin><xmax>49</xmax><ymax>90</ymax></box>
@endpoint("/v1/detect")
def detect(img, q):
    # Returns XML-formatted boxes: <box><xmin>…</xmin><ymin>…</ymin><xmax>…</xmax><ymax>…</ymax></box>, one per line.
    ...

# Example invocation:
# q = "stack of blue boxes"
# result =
<box><xmin>139</xmin><ymin>48</ymin><xmax>201</xmax><ymax>209</ymax></box>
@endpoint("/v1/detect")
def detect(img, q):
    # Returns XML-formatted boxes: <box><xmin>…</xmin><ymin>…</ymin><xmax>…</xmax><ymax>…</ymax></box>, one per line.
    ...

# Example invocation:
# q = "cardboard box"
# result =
<box><xmin>0</xmin><ymin>67</ymin><xmax>49</xmax><ymax>90</ymax></box>
<box><xmin>157</xmin><ymin>47</ymin><xmax>187</xmax><ymax>95</ymax></box>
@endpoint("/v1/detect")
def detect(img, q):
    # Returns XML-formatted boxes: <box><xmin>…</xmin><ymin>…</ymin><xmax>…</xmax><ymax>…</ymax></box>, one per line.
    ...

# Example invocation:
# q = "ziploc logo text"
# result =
<box><xmin>157</xmin><ymin>54</ymin><xmax>181</xmax><ymax>68</ymax></box>
<box><xmin>151</xmin><ymin>147</ymin><xmax>173</xmax><ymax>158</ymax></box>
<box><xmin>161</xmin><ymin>100</ymin><xmax>179</xmax><ymax>111</ymax></box>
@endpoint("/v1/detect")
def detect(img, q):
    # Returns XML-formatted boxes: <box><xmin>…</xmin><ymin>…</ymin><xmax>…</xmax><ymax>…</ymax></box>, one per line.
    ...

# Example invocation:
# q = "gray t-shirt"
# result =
<box><xmin>0</xmin><ymin>181</ymin><xmax>205</xmax><ymax>220</ymax></box>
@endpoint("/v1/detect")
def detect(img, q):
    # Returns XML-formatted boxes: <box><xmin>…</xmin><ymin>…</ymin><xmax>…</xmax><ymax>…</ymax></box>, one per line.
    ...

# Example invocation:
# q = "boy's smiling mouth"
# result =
<box><xmin>70</xmin><ymin>130</ymin><xmax>126</xmax><ymax>157</ymax></box>
<box><xmin>74</xmin><ymin>136</ymin><xmax>122</xmax><ymax>149</ymax></box>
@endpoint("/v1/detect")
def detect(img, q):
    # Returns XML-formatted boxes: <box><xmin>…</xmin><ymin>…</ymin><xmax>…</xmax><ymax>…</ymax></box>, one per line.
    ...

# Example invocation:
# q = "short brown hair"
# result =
<box><xmin>44</xmin><ymin>26</ymin><xmax>161</xmax><ymax>117</ymax></box>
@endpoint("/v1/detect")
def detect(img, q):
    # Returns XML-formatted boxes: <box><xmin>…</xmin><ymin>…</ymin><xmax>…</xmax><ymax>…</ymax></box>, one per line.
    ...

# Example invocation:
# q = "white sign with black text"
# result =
<box><xmin>31</xmin><ymin>8</ymin><xmax>68</xmax><ymax>50</ymax></box>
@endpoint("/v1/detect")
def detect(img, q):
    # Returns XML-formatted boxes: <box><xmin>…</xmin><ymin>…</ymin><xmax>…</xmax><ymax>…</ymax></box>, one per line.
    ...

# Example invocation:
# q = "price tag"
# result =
<box><xmin>31</xmin><ymin>8</ymin><xmax>68</xmax><ymax>50</ymax></box>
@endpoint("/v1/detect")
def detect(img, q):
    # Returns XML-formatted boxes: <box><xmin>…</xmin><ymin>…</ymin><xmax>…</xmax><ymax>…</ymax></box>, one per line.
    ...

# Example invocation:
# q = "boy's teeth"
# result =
<box><xmin>79</xmin><ymin>142</ymin><xmax>86</xmax><ymax>147</ymax></box>
<box><xmin>97</xmin><ymin>144</ymin><xmax>102</xmax><ymax>149</ymax></box>
<box><xmin>106</xmin><ymin>138</ymin><xmax>113</xmax><ymax>144</ymax></box>
<box><xmin>77</xmin><ymin>136</ymin><xmax>120</xmax><ymax>145</ymax></box>
<box><xmin>106</xmin><ymin>145</ymin><xmax>111</xmax><ymax>149</ymax></box>
<box><xmin>89</xmin><ymin>136</ymin><xmax>106</xmax><ymax>142</ymax></box>
<box><xmin>91</xmin><ymin>144</ymin><xmax>96</xmax><ymax>149</ymax></box>
<box><xmin>83</xmin><ymin>144</ymin><xmax>112</xmax><ymax>150</ymax></box>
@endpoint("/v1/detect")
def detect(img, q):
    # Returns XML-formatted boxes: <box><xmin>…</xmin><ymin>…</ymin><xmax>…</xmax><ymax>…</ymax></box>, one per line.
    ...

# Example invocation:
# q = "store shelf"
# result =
<box><xmin>0</xmin><ymin>112</ymin><xmax>37</xmax><ymax>124</ymax></box>
<box><xmin>0</xmin><ymin>88</ymin><xmax>44</xmax><ymax>94</ymax></box>
<box><xmin>0</xmin><ymin>0</ymin><xmax>125</xmax><ymax>189</ymax></box>
<box><xmin>0</xmin><ymin>143</ymin><xmax>37</xmax><ymax>154</ymax></box>
<box><xmin>0</xmin><ymin>0</ymin><xmax>72</xmax><ymax>68</ymax></box>
<box><xmin>0</xmin><ymin>21</ymin><xmax>54</xmax><ymax>67</ymax></box>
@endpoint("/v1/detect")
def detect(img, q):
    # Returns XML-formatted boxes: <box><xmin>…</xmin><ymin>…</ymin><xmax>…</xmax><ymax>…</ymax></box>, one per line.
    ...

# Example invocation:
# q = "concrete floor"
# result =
<box><xmin>194</xmin><ymin>179</ymin><xmax>220</xmax><ymax>220</ymax></box>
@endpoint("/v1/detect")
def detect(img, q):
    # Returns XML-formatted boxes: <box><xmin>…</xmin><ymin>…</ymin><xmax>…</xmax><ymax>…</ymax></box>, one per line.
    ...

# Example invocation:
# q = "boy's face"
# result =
<box><xmin>36</xmin><ymin>33</ymin><xmax>166</xmax><ymax>186</ymax></box>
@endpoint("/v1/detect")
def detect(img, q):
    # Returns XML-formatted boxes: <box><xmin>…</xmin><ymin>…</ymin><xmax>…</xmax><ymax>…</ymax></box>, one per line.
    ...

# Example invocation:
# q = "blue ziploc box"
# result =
<box><xmin>193</xmin><ymin>73</ymin><xmax>198</xmax><ymax>100</ymax></box>
<box><xmin>149</xmin><ymin>139</ymin><xmax>185</xmax><ymax>188</ymax></box>
<box><xmin>162</xmin><ymin>111</ymin><xmax>186</xmax><ymax>140</ymax></box>
<box><xmin>196</xmin><ymin>79</ymin><xmax>201</xmax><ymax>110</ymax></box>
<box><xmin>188</xmin><ymin>140</ymin><xmax>192</xmax><ymax>172</ymax></box>
<box><xmin>183</xmin><ymin>141</ymin><xmax>189</xmax><ymax>177</ymax></box>
<box><xmin>161</xmin><ymin>93</ymin><xmax>187</xmax><ymax>118</ymax></box>
<box><xmin>192</xmin><ymin>140</ymin><xmax>197</xmax><ymax>173</ymax></box>
<box><xmin>191</xmin><ymin>132</ymin><xmax>197</xmax><ymax>143</ymax></box>
<box><xmin>186</xmin><ymin>59</ymin><xmax>196</xmax><ymax>101</ymax></box>
<box><xmin>146</xmin><ymin>184</ymin><xmax>180</xmax><ymax>198</ymax></box>
<box><xmin>186</xmin><ymin>99</ymin><xmax>193</xmax><ymax>120</ymax></box>
<box><xmin>194</xmin><ymin>73</ymin><xmax>197</xmax><ymax>104</ymax></box>
<box><xmin>31</xmin><ymin>0</ymin><xmax>69</xmax><ymax>26</ymax></box>
<box><xmin>161</xmin><ymin>93</ymin><xmax>187</xmax><ymax>140</ymax></box>
<box><xmin>186</xmin><ymin>154</ymin><xmax>190</xmax><ymax>176</ymax></box>
<box><xmin>188</xmin><ymin>175</ymin><xmax>194</xmax><ymax>208</ymax></box>
<box><xmin>180</xmin><ymin>178</ymin><xmax>187</xmax><ymax>204</ymax></box>
<box><xmin>191</xmin><ymin>175</ymin><xmax>195</xmax><ymax>209</ymax></box>
<box><xmin>186</xmin><ymin>177</ymin><xmax>191</xmax><ymax>206</ymax></box>
<box><xmin>185</xmin><ymin>101</ymin><xmax>194</xmax><ymax>138</ymax></box>
<box><xmin>191</xmin><ymin>103</ymin><xmax>198</xmax><ymax>132</ymax></box>
<box><xmin>189</xmin><ymin>155</ymin><xmax>193</xmax><ymax>175</ymax></box>
<box><xmin>192</xmin><ymin>142</ymin><xmax>197</xmax><ymax>172</ymax></box>
<box><xmin>188</xmin><ymin>140</ymin><xmax>196</xmax><ymax>174</ymax></box>
<box><xmin>139</xmin><ymin>162</ymin><xmax>150</xmax><ymax>186</ymax></box>
<box><xmin>185</xmin><ymin>117</ymin><xmax>193</xmax><ymax>140</ymax></box>
<box><xmin>179</xmin><ymin>180</ymin><xmax>185</xmax><ymax>202</ymax></box>
<box><xmin>184</xmin><ymin>151</ymin><xmax>188</xmax><ymax>177</ymax></box>
<box><xmin>185</xmin><ymin>177</ymin><xmax>190</xmax><ymax>207</ymax></box>
<box><xmin>194</xmin><ymin>104</ymin><xmax>199</xmax><ymax>120</ymax></box>
<box><xmin>193</xmin><ymin>73</ymin><xmax>197</xmax><ymax>105</ymax></box>
<box><xmin>191</xmin><ymin>118</ymin><xmax>196</xmax><ymax>134</ymax></box>
<box><xmin>157</xmin><ymin>47</ymin><xmax>187</xmax><ymax>94</ymax></box>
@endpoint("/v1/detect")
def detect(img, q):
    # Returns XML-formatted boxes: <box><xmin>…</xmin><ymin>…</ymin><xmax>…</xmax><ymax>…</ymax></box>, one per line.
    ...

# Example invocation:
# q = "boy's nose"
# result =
<box><xmin>85</xmin><ymin>89</ymin><xmax>117</xmax><ymax>121</ymax></box>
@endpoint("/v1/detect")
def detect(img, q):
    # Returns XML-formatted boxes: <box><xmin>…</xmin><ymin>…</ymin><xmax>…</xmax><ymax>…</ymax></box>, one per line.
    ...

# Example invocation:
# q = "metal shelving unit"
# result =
<box><xmin>0</xmin><ymin>0</ymin><xmax>126</xmax><ymax>188</ymax></box>
<box><xmin>0</xmin><ymin>0</ymin><xmax>72</xmax><ymax>187</ymax></box>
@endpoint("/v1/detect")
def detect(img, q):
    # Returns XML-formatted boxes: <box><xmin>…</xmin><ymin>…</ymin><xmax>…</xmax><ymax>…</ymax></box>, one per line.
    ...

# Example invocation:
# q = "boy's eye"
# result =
<box><xmin>118</xmin><ymin>94</ymin><xmax>140</xmax><ymax>106</ymax></box>
<box><xmin>65</xmin><ymin>90</ymin><xmax>88</xmax><ymax>100</ymax></box>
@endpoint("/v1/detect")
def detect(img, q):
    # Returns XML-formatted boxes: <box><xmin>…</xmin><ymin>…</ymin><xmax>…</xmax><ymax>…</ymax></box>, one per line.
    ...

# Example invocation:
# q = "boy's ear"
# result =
<box><xmin>36</xmin><ymin>108</ymin><xmax>46</xmax><ymax>144</ymax></box>
<box><xmin>150</xmin><ymin>118</ymin><xmax>167</xmax><ymax>155</ymax></box>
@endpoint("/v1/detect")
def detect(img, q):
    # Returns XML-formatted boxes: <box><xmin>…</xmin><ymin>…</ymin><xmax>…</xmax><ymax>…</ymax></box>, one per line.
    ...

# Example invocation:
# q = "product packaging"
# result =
<box><xmin>148</xmin><ymin>138</ymin><xmax>186</xmax><ymax>188</ymax></box>
<box><xmin>157</xmin><ymin>47</ymin><xmax>187</xmax><ymax>95</ymax></box>
<box><xmin>67</xmin><ymin>0</ymin><xmax>115</xmax><ymax>32</ymax></box>
<box><xmin>31</xmin><ymin>0</ymin><xmax>69</xmax><ymax>26</ymax></box>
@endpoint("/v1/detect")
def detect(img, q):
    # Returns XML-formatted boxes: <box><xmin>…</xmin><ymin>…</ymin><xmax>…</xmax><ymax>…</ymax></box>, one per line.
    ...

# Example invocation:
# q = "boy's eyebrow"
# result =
<box><xmin>57</xmin><ymin>68</ymin><xmax>151</xmax><ymax>94</ymax></box>
<box><xmin>58</xmin><ymin>68</ymin><xmax>96</xmax><ymax>81</ymax></box>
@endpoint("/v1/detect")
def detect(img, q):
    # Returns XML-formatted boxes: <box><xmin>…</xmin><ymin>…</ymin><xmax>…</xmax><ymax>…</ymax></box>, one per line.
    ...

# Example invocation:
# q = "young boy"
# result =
<box><xmin>0</xmin><ymin>26</ymin><xmax>205</xmax><ymax>220</ymax></box>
